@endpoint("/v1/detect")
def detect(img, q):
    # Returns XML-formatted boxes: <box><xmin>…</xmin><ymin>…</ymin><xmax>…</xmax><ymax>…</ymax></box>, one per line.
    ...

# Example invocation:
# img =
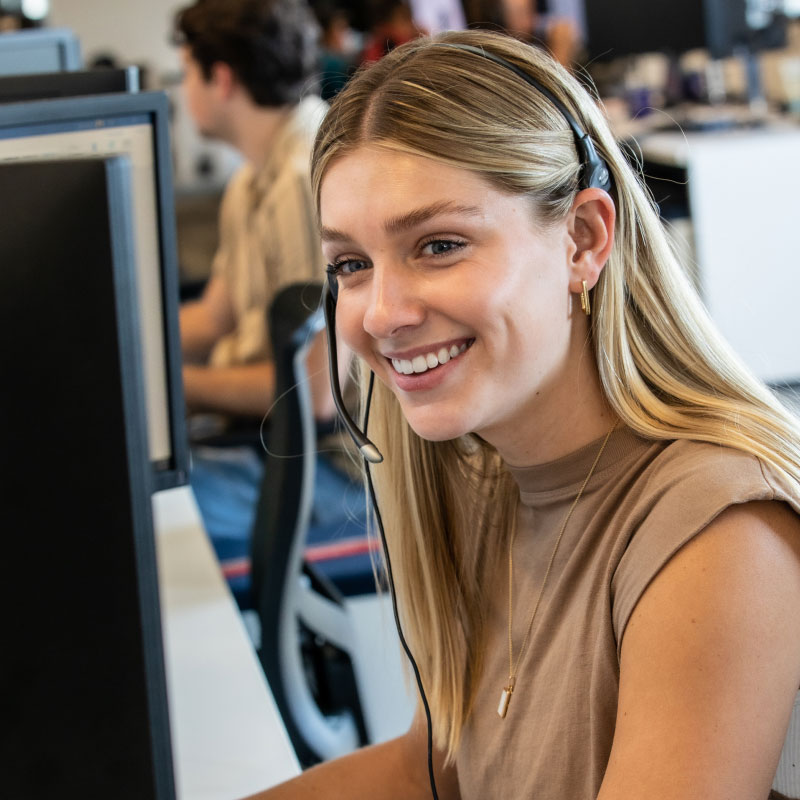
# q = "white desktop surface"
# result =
<box><xmin>153</xmin><ymin>486</ymin><xmax>301</xmax><ymax>800</ymax></box>
<box><xmin>636</xmin><ymin>119</ymin><xmax>800</xmax><ymax>167</ymax></box>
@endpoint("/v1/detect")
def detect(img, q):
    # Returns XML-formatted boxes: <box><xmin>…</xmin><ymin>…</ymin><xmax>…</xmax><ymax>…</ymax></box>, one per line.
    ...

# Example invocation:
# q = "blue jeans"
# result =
<box><xmin>189</xmin><ymin>444</ymin><xmax>368</xmax><ymax>569</ymax></box>
<box><xmin>189</xmin><ymin>445</ymin><xmax>264</xmax><ymax>565</ymax></box>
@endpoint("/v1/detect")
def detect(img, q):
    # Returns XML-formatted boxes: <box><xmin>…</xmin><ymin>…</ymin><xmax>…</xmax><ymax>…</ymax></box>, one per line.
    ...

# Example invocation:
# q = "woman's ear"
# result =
<box><xmin>566</xmin><ymin>188</ymin><xmax>615</xmax><ymax>293</ymax></box>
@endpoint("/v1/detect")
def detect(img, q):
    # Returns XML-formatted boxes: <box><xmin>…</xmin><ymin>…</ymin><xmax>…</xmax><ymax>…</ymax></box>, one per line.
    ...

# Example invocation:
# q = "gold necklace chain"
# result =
<box><xmin>498</xmin><ymin>424</ymin><xmax>616</xmax><ymax>719</ymax></box>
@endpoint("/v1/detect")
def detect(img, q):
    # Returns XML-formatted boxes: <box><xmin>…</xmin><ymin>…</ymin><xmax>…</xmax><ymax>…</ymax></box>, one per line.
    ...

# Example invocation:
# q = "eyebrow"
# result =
<box><xmin>319</xmin><ymin>200</ymin><xmax>483</xmax><ymax>243</ymax></box>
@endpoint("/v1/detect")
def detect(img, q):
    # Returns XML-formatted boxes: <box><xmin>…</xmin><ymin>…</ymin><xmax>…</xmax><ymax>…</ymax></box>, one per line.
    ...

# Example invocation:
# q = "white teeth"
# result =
<box><xmin>390</xmin><ymin>341</ymin><xmax>470</xmax><ymax>376</ymax></box>
<box><xmin>391</xmin><ymin>358</ymin><xmax>414</xmax><ymax>374</ymax></box>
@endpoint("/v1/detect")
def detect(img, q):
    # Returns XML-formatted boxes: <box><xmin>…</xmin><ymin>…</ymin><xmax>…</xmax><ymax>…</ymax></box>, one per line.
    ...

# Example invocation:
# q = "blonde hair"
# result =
<box><xmin>311</xmin><ymin>29</ymin><xmax>800</xmax><ymax>759</ymax></box>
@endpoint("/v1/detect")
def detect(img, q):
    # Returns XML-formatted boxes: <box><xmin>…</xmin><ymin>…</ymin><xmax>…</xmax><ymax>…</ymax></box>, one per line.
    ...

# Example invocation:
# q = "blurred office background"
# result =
<box><xmin>3</xmin><ymin>1</ymin><xmax>799</xmax><ymax>348</ymax></box>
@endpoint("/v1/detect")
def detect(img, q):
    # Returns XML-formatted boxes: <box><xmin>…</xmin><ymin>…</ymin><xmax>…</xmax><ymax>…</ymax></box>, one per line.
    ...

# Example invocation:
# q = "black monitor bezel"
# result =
<box><xmin>0</xmin><ymin>66</ymin><xmax>139</xmax><ymax>104</ymax></box>
<box><xmin>0</xmin><ymin>91</ymin><xmax>189</xmax><ymax>491</ymax></box>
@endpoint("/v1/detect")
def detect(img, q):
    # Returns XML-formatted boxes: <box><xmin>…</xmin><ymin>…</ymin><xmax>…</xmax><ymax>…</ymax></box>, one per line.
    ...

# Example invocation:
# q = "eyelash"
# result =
<box><xmin>420</xmin><ymin>236</ymin><xmax>467</xmax><ymax>258</ymax></box>
<box><xmin>326</xmin><ymin>258</ymin><xmax>367</xmax><ymax>277</ymax></box>
<box><xmin>326</xmin><ymin>237</ymin><xmax>467</xmax><ymax>277</ymax></box>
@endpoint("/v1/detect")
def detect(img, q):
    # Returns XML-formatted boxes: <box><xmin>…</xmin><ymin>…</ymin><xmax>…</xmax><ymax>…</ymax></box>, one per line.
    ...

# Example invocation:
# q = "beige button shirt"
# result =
<box><xmin>209</xmin><ymin>94</ymin><xmax>328</xmax><ymax>368</ymax></box>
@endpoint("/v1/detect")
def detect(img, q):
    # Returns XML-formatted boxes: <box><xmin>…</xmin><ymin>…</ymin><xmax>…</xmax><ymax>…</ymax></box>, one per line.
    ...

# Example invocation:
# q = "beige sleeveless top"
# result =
<box><xmin>456</xmin><ymin>427</ymin><xmax>800</xmax><ymax>799</ymax></box>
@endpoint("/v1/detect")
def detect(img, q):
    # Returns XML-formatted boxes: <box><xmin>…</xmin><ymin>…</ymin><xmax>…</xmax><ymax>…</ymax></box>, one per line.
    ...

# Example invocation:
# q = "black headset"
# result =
<box><xmin>321</xmin><ymin>43</ymin><xmax>613</xmax><ymax>799</ymax></box>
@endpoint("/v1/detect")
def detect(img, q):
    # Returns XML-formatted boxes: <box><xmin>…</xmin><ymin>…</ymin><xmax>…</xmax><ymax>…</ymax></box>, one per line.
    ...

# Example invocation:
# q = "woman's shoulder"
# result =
<box><xmin>632</xmin><ymin>435</ymin><xmax>796</xmax><ymax>513</ymax></box>
<box><xmin>647</xmin><ymin>434</ymin><xmax>761</xmax><ymax>475</ymax></box>
<box><xmin>610</xmin><ymin>434</ymin><xmax>800</xmax><ymax>649</ymax></box>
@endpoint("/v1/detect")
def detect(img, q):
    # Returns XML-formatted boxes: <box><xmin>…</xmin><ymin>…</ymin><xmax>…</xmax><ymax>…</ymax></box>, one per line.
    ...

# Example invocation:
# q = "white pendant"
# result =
<box><xmin>497</xmin><ymin>687</ymin><xmax>512</xmax><ymax>718</ymax></box>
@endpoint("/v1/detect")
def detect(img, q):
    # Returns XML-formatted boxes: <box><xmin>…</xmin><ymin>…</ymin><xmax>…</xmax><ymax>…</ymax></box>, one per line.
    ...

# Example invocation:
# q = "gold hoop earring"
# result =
<box><xmin>580</xmin><ymin>280</ymin><xmax>591</xmax><ymax>316</ymax></box>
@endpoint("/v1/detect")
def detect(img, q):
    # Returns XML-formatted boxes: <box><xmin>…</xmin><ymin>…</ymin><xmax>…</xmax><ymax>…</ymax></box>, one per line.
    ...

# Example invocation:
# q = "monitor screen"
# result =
<box><xmin>0</xmin><ymin>27</ymin><xmax>81</xmax><ymax>75</ymax></box>
<box><xmin>0</xmin><ymin>92</ymin><xmax>189</xmax><ymax>490</ymax></box>
<box><xmin>0</xmin><ymin>66</ymin><xmax>139</xmax><ymax>103</ymax></box>
<box><xmin>583</xmin><ymin>0</ymin><xmax>787</xmax><ymax>62</ymax></box>
<box><xmin>583</xmin><ymin>0</ymin><xmax>706</xmax><ymax>61</ymax></box>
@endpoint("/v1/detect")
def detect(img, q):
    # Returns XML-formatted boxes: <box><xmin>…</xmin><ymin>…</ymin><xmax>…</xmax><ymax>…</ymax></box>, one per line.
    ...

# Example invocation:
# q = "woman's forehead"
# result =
<box><xmin>320</xmin><ymin>145</ymin><xmax>506</xmax><ymax>216</ymax></box>
<box><xmin>318</xmin><ymin>146</ymin><xmax>541</xmax><ymax>247</ymax></box>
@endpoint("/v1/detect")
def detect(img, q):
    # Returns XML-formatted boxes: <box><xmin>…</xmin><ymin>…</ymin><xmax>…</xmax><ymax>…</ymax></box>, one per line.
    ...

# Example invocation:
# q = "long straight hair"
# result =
<box><xmin>311</xmin><ymin>30</ymin><xmax>800</xmax><ymax>759</ymax></box>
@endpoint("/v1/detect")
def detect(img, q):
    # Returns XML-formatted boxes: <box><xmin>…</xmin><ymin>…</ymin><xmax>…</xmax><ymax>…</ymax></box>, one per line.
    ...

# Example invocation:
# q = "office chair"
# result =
<box><xmin>249</xmin><ymin>281</ymin><xmax>381</xmax><ymax>766</ymax></box>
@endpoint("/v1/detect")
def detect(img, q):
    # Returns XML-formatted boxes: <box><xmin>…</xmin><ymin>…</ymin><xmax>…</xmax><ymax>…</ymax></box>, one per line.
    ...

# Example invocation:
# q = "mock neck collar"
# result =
<box><xmin>505</xmin><ymin>426</ymin><xmax>657</xmax><ymax>503</ymax></box>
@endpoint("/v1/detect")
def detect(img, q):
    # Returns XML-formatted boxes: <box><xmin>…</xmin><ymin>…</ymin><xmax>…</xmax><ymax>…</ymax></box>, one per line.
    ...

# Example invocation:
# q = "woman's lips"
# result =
<box><xmin>384</xmin><ymin>339</ymin><xmax>474</xmax><ymax>391</ymax></box>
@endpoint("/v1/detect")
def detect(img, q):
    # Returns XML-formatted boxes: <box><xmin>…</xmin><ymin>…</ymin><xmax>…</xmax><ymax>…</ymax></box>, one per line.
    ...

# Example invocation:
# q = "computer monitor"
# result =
<box><xmin>705</xmin><ymin>0</ymin><xmax>788</xmax><ymax>59</ymax></box>
<box><xmin>1</xmin><ymin>155</ymin><xmax>175</xmax><ymax>798</ymax></box>
<box><xmin>0</xmin><ymin>92</ymin><xmax>189</xmax><ymax>490</ymax></box>
<box><xmin>583</xmin><ymin>0</ymin><xmax>788</xmax><ymax>62</ymax></box>
<box><xmin>0</xmin><ymin>66</ymin><xmax>139</xmax><ymax>103</ymax></box>
<box><xmin>0</xmin><ymin>27</ymin><xmax>82</xmax><ymax>75</ymax></box>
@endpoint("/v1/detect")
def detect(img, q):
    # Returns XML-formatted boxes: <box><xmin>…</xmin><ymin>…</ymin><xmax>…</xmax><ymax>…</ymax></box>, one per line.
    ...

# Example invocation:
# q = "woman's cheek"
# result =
<box><xmin>336</xmin><ymin>302</ymin><xmax>371</xmax><ymax>361</ymax></box>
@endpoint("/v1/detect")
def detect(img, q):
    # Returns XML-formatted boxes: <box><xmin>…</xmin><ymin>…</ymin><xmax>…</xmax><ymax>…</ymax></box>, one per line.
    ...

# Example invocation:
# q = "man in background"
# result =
<box><xmin>174</xmin><ymin>0</ymin><xmax>333</xmax><ymax>579</ymax></box>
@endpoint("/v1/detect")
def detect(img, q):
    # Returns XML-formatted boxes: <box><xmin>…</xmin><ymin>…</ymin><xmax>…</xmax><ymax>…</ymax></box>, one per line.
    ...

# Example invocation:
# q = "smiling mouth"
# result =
<box><xmin>389</xmin><ymin>339</ymin><xmax>474</xmax><ymax>376</ymax></box>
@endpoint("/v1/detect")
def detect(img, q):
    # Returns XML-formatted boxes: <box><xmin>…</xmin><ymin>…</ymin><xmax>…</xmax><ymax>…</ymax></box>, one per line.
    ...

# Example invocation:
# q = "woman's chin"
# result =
<box><xmin>404</xmin><ymin>414</ymin><xmax>472</xmax><ymax>444</ymax></box>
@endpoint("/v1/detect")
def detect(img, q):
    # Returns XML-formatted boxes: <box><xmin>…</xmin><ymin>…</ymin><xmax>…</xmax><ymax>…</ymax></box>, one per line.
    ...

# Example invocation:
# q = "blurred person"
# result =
<box><xmin>467</xmin><ymin>0</ymin><xmax>582</xmax><ymax>68</ymax></box>
<box><xmin>174</xmin><ymin>0</ymin><xmax>354</xmax><ymax>585</ymax></box>
<box><xmin>361</xmin><ymin>0</ymin><xmax>425</xmax><ymax>64</ymax></box>
<box><xmin>312</xmin><ymin>1</ymin><xmax>361</xmax><ymax>99</ymax></box>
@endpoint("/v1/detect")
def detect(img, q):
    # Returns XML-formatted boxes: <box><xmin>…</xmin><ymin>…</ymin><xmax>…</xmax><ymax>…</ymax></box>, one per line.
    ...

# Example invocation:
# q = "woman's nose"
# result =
<box><xmin>361</xmin><ymin>263</ymin><xmax>425</xmax><ymax>340</ymax></box>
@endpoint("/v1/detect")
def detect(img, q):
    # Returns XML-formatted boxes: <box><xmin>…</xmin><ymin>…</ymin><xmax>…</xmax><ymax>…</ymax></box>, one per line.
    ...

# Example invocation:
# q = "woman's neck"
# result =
<box><xmin>486</xmin><ymin>356</ymin><xmax>617</xmax><ymax>468</ymax></box>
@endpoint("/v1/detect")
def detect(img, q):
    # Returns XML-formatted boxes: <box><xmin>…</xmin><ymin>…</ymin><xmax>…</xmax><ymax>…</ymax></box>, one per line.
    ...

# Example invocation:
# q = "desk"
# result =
<box><xmin>632</xmin><ymin>122</ymin><xmax>800</xmax><ymax>385</ymax></box>
<box><xmin>153</xmin><ymin>486</ymin><xmax>301</xmax><ymax>799</ymax></box>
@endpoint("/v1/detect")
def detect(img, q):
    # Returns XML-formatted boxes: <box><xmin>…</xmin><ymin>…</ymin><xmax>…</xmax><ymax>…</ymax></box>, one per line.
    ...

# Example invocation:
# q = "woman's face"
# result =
<box><xmin>320</xmin><ymin>145</ymin><xmax>590</xmax><ymax>457</ymax></box>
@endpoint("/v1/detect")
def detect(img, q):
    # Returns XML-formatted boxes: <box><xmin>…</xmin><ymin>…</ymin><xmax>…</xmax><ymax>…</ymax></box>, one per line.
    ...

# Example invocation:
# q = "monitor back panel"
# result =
<box><xmin>0</xmin><ymin>92</ymin><xmax>189</xmax><ymax>490</ymax></box>
<box><xmin>0</xmin><ymin>66</ymin><xmax>138</xmax><ymax>103</ymax></box>
<box><xmin>0</xmin><ymin>158</ymin><xmax>175</xmax><ymax>799</ymax></box>
<box><xmin>0</xmin><ymin>27</ymin><xmax>81</xmax><ymax>75</ymax></box>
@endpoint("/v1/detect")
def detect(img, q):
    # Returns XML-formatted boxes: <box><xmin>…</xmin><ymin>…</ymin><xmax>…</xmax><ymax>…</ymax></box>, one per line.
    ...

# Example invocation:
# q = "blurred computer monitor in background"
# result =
<box><xmin>584</xmin><ymin>0</ymin><xmax>787</xmax><ymax>62</ymax></box>
<box><xmin>0</xmin><ymin>92</ymin><xmax>189</xmax><ymax>490</ymax></box>
<box><xmin>0</xmin><ymin>27</ymin><xmax>81</xmax><ymax>75</ymax></box>
<box><xmin>0</xmin><ymin>65</ymin><xmax>139</xmax><ymax>103</ymax></box>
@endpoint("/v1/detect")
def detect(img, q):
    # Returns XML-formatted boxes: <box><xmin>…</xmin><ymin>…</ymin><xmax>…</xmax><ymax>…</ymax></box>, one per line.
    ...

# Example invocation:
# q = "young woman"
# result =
<box><xmin>249</xmin><ymin>29</ymin><xmax>800</xmax><ymax>800</ymax></box>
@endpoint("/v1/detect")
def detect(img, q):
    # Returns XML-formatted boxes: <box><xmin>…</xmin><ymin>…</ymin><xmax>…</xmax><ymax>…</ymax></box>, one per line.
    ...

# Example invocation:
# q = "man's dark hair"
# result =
<box><xmin>174</xmin><ymin>0</ymin><xmax>320</xmax><ymax>107</ymax></box>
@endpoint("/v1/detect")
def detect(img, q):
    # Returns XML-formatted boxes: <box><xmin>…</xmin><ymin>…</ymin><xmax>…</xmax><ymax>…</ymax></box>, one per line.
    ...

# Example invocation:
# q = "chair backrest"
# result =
<box><xmin>249</xmin><ymin>281</ymin><xmax>322</xmax><ymax>611</ymax></box>
<box><xmin>250</xmin><ymin>282</ymin><xmax>366</xmax><ymax>766</ymax></box>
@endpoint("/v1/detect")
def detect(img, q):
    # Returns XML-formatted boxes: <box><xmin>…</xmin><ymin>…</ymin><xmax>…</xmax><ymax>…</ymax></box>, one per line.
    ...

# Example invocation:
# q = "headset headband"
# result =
<box><xmin>432</xmin><ymin>42</ymin><xmax>612</xmax><ymax>192</ymax></box>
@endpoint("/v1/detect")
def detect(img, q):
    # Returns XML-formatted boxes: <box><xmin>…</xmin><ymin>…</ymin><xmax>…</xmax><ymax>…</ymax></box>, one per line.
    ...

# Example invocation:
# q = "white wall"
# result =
<box><xmin>48</xmin><ymin>0</ymin><xmax>183</xmax><ymax>84</ymax></box>
<box><xmin>47</xmin><ymin>0</ymin><xmax>241</xmax><ymax>190</ymax></box>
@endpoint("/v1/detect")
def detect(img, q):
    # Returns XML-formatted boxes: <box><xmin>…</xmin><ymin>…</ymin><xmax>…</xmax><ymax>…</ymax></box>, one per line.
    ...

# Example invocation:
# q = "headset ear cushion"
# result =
<box><xmin>586</xmin><ymin>162</ymin><xmax>611</xmax><ymax>192</ymax></box>
<box><xmin>577</xmin><ymin>135</ymin><xmax>612</xmax><ymax>192</ymax></box>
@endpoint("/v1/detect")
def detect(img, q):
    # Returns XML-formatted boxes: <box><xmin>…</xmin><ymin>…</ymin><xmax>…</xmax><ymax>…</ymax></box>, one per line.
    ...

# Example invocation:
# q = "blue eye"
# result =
<box><xmin>327</xmin><ymin>258</ymin><xmax>370</xmax><ymax>276</ymax></box>
<box><xmin>421</xmin><ymin>239</ymin><xmax>465</xmax><ymax>257</ymax></box>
